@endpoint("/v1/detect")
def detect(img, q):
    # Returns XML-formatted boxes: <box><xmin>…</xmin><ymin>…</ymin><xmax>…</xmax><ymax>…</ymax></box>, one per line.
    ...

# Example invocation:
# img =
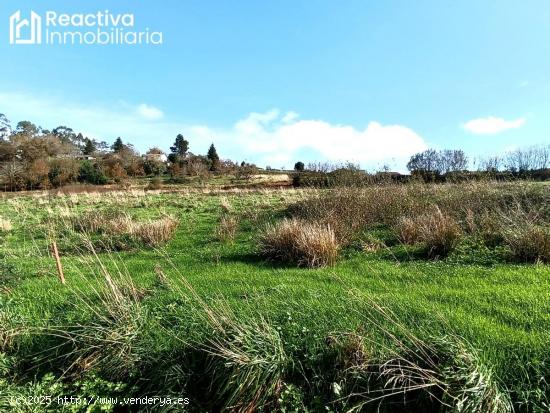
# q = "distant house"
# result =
<box><xmin>75</xmin><ymin>155</ymin><xmax>96</xmax><ymax>161</ymax></box>
<box><xmin>144</xmin><ymin>152</ymin><xmax>167</xmax><ymax>163</ymax></box>
<box><xmin>56</xmin><ymin>153</ymin><xmax>95</xmax><ymax>161</ymax></box>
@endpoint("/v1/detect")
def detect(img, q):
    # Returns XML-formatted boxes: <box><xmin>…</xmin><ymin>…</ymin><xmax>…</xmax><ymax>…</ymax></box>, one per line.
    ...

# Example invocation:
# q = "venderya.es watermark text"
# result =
<box><xmin>9</xmin><ymin>10</ymin><xmax>163</xmax><ymax>45</ymax></box>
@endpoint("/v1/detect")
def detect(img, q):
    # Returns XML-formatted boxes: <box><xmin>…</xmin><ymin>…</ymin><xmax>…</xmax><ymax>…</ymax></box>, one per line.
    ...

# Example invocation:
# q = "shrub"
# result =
<box><xmin>258</xmin><ymin>218</ymin><xmax>339</xmax><ymax>267</ymax></box>
<box><xmin>144</xmin><ymin>159</ymin><xmax>166</xmax><ymax>176</ymax></box>
<box><xmin>48</xmin><ymin>159</ymin><xmax>80</xmax><ymax>188</ymax></box>
<box><xmin>396</xmin><ymin>207</ymin><xmax>462</xmax><ymax>258</ymax></box>
<box><xmin>78</xmin><ymin>161</ymin><xmax>108</xmax><ymax>185</ymax></box>
<box><xmin>292</xmin><ymin>171</ymin><xmax>330</xmax><ymax>188</ymax></box>
<box><xmin>502</xmin><ymin>224</ymin><xmax>550</xmax><ymax>263</ymax></box>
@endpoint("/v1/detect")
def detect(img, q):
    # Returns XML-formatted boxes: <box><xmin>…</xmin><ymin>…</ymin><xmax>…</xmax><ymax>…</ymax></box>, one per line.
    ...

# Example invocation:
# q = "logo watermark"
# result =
<box><xmin>9</xmin><ymin>10</ymin><xmax>163</xmax><ymax>45</ymax></box>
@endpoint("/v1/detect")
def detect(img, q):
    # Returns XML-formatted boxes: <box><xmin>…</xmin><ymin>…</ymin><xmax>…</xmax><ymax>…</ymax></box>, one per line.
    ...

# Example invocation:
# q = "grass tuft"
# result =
<box><xmin>215</xmin><ymin>215</ymin><xmax>238</xmax><ymax>243</ymax></box>
<box><xmin>204</xmin><ymin>307</ymin><xmax>287</xmax><ymax>412</ymax></box>
<box><xmin>396</xmin><ymin>207</ymin><xmax>462</xmax><ymax>258</ymax></box>
<box><xmin>259</xmin><ymin>218</ymin><xmax>339</xmax><ymax>267</ymax></box>
<box><xmin>502</xmin><ymin>223</ymin><xmax>550</xmax><ymax>263</ymax></box>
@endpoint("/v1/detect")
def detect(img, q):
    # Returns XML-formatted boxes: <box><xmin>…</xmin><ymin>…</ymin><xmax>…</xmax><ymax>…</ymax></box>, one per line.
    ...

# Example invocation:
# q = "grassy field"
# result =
<box><xmin>0</xmin><ymin>183</ymin><xmax>549</xmax><ymax>412</ymax></box>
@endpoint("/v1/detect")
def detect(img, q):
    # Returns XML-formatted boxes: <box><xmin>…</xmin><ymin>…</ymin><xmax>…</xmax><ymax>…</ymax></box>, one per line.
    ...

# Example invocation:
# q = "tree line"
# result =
<box><xmin>1</xmin><ymin>112</ymin><xmax>549</xmax><ymax>191</ymax></box>
<box><xmin>0</xmin><ymin>113</ymin><xmax>257</xmax><ymax>191</ymax></box>
<box><xmin>403</xmin><ymin>147</ymin><xmax>550</xmax><ymax>181</ymax></box>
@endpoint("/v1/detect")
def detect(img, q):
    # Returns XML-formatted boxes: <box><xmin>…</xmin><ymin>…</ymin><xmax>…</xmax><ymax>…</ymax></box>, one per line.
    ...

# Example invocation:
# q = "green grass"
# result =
<box><xmin>1</xmin><ymin>187</ymin><xmax>549</xmax><ymax>411</ymax></box>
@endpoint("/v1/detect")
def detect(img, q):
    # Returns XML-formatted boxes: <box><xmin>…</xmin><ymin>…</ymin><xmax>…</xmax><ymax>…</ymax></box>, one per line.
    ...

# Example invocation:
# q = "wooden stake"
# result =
<box><xmin>51</xmin><ymin>241</ymin><xmax>65</xmax><ymax>284</ymax></box>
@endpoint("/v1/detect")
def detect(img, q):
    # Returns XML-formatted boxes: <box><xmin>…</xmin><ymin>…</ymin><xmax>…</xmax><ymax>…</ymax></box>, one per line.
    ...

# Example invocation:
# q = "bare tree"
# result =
<box><xmin>505</xmin><ymin>147</ymin><xmax>538</xmax><ymax>172</ymax></box>
<box><xmin>477</xmin><ymin>155</ymin><xmax>502</xmax><ymax>172</ymax></box>
<box><xmin>0</xmin><ymin>161</ymin><xmax>25</xmax><ymax>191</ymax></box>
<box><xmin>440</xmin><ymin>149</ymin><xmax>468</xmax><ymax>173</ymax></box>
<box><xmin>407</xmin><ymin>149</ymin><xmax>442</xmax><ymax>173</ymax></box>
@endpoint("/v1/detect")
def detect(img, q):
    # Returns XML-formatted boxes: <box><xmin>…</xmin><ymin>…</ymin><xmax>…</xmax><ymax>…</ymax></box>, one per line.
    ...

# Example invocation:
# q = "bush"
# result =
<box><xmin>143</xmin><ymin>159</ymin><xmax>166</xmax><ymax>176</ymax></box>
<box><xmin>396</xmin><ymin>207</ymin><xmax>462</xmax><ymax>258</ymax></box>
<box><xmin>78</xmin><ymin>161</ymin><xmax>108</xmax><ymax>185</ymax></box>
<box><xmin>258</xmin><ymin>218</ymin><xmax>339</xmax><ymax>268</ymax></box>
<box><xmin>292</xmin><ymin>171</ymin><xmax>330</xmax><ymax>188</ymax></box>
<box><xmin>48</xmin><ymin>159</ymin><xmax>80</xmax><ymax>188</ymax></box>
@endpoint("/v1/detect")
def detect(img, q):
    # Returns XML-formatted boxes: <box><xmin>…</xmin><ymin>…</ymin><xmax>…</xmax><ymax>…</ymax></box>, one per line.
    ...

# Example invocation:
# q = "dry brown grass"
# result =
<box><xmin>215</xmin><ymin>215</ymin><xmax>238</xmax><ymax>242</ymax></box>
<box><xmin>502</xmin><ymin>224</ymin><xmax>550</xmax><ymax>263</ymax></box>
<box><xmin>219</xmin><ymin>196</ymin><xmax>232</xmax><ymax>213</ymax></box>
<box><xmin>396</xmin><ymin>207</ymin><xmax>462</xmax><ymax>258</ymax></box>
<box><xmin>258</xmin><ymin>218</ymin><xmax>339</xmax><ymax>268</ymax></box>
<box><xmin>130</xmin><ymin>216</ymin><xmax>179</xmax><ymax>247</ymax></box>
<box><xmin>289</xmin><ymin>182</ymin><xmax>550</xmax><ymax>262</ymax></box>
<box><xmin>289</xmin><ymin>186</ymin><xmax>427</xmax><ymax>243</ymax></box>
<box><xmin>71</xmin><ymin>211</ymin><xmax>178</xmax><ymax>247</ymax></box>
<box><xmin>0</xmin><ymin>216</ymin><xmax>13</xmax><ymax>232</ymax></box>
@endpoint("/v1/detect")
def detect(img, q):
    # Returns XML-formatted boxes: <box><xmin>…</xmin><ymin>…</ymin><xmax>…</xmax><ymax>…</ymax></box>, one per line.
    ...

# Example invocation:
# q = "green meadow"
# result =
<box><xmin>0</xmin><ymin>183</ymin><xmax>549</xmax><ymax>412</ymax></box>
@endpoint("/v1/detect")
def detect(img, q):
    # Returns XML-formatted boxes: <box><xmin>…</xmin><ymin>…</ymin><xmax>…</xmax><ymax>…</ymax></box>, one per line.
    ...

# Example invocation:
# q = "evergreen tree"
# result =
<box><xmin>170</xmin><ymin>134</ymin><xmax>189</xmax><ymax>157</ymax></box>
<box><xmin>111</xmin><ymin>137</ymin><xmax>124</xmax><ymax>153</ymax></box>
<box><xmin>294</xmin><ymin>161</ymin><xmax>305</xmax><ymax>172</ymax></box>
<box><xmin>83</xmin><ymin>138</ymin><xmax>96</xmax><ymax>155</ymax></box>
<box><xmin>207</xmin><ymin>143</ymin><xmax>220</xmax><ymax>171</ymax></box>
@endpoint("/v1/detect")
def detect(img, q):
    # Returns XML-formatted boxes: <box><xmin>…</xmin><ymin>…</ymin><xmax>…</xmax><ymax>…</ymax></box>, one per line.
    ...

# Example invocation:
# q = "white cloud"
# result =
<box><xmin>137</xmin><ymin>103</ymin><xmax>164</xmax><ymax>120</ymax></box>
<box><xmin>0</xmin><ymin>92</ymin><xmax>427</xmax><ymax>171</ymax></box>
<box><xmin>463</xmin><ymin>116</ymin><xmax>526</xmax><ymax>135</ymax></box>
<box><xmin>281</xmin><ymin>111</ymin><xmax>299</xmax><ymax>123</ymax></box>
<box><xmin>226</xmin><ymin>112</ymin><xmax>427</xmax><ymax>168</ymax></box>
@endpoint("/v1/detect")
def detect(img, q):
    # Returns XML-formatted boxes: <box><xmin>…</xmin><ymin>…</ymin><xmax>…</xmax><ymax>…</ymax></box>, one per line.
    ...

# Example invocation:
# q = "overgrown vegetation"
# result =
<box><xmin>0</xmin><ymin>182</ymin><xmax>548</xmax><ymax>412</ymax></box>
<box><xmin>287</xmin><ymin>182</ymin><xmax>550</xmax><ymax>262</ymax></box>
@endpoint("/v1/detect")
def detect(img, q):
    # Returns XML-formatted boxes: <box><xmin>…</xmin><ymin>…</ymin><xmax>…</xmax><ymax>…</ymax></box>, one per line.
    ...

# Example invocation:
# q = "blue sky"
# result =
<box><xmin>1</xmin><ymin>0</ymin><xmax>549</xmax><ymax>170</ymax></box>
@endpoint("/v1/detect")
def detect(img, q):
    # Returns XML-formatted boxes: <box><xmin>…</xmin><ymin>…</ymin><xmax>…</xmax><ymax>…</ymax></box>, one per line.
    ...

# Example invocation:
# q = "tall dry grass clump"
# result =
<box><xmin>259</xmin><ymin>218</ymin><xmax>339</xmax><ymax>267</ymax></box>
<box><xmin>215</xmin><ymin>215</ymin><xmax>238</xmax><ymax>242</ymax></box>
<box><xmin>396</xmin><ymin>207</ymin><xmax>462</xmax><ymax>258</ymax></box>
<box><xmin>502</xmin><ymin>224</ymin><xmax>550</xmax><ymax>263</ymax></box>
<box><xmin>129</xmin><ymin>216</ymin><xmax>179</xmax><ymax>247</ymax></box>
<box><xmin>70</xmin><ymin>211</ymin><xmax>178</xmax><ymax>247</ymax></box>
<box><xmin>345</xmin><ymin>336</ymin><xmax>513</xmax><ymax>413</ymax></box>
<box><xmin>42</xmin><ymin>261</ymin><xmax>151</xmax><ymax>379</ymax></box>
